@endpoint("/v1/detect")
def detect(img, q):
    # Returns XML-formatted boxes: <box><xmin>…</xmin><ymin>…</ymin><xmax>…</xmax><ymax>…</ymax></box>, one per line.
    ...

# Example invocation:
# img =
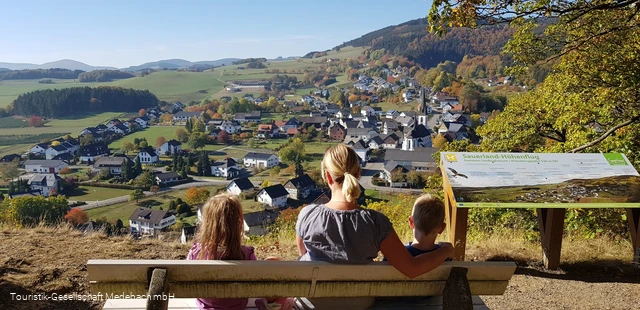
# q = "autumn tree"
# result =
<box><xmin>59</xmin><ymin>167</ymin><xmax>72</xmax><ymax>175</ymax></box>
<box><xmin>406</xmin><ymin>170</ymin><xmax>422</xmax><ymax>188</ymax></box>
<box><xmin>217</xmin><ymin>130</ymin><xmax>230</xmax><ymax>144</ymax></box>
<box><xmin>118</xmin><ymin>141</ymin><xmax>133</xmax><ymax>155</ymax></box>
<box><xmin>175</xmin><ymin>128</ymin><xmax>189</xmax><ymax>142</ymax></box>
<box><xmin>430</xmin><ymin>0</ymin><xmax>640</xmax><ymax>169</ymax></box>
<box><xmin>212</xmin><ymin>113</ymin><xmax>222</xmax><ymax>119</ymax></box>
<box><xmin>150</xmin><ymin>185</ymin><xmax>160</xmax><ymax>196</ymax></box>
<box><xmin>347</xmin><ymin>94</ymin><xmax>359</xmax><ymax>103</ymax></box>
<box><xmin>138</xmin><ymin>109</ymin><xmax>146</xmax><ymax>117</ymax></box>
<box><xmin>80</xmin><ymin>134</ymin><xmax>95</xmax><ymax>146</ymax></box>
<box><xmin>64</xmin><ymin>208</ymin><xmax>88</xmax><ymax>225</ymax></box>
<box><xmin>51</xmin><ymin>140</ymin><xmax>61</xmax><ymax>147</ymax></box>
<box><xmin>156</xmin><ymin>136</ymin><xmax>166</xmax><ymax>147</ymax></box>
<box><xmin>160</xmin><ymin>113</ymin><xmax>173</xmax><ymax>124</ymax></box>
<box><xmin>459</xmin><ymin>84</ymin><xmax>482</xmax><ymax>112</ymax></box>
<box><xmin>185</xmin><ymin>187</ymin><xmax>210</xmax><ymax>206</ymax></box>
<box><xmin>28</xmin><ymin>115</ymin><xmax>44</xmax><ymax>127</ymax></box>
<box><xmin>0</xmin><ymin>160</ymin><xmax>20</xmax><ymax>181</ymax></box>
<box><xmin>432</xmin><ymin>134</ymin><xmax>448</xmax><ymax>148</ymax></box>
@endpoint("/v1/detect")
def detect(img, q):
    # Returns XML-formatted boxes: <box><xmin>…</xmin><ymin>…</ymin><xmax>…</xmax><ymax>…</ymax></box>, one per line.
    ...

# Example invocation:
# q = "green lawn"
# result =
<box><xmin>66</xmin><ymin>186</ymin><xmax>133</xmax><ymax>202</ymax></box>
<box><xmin>373</xmin><ymin>101</ymin><xmax>418</xmax><ymax>112</ymax></box>
<box><xmin>209</xmin><ymin>148</ymin><xmax>248</xmax><ymax>161</ymax></box>
<box><xmin>108</xmin><ymin>126</ymin><xmax>179</xmax><ymax>150</ymax></box>
<box><xmin>0</xmin><ymin>116</ymin><xmax>27</xmax><ymax>128</ymax></box>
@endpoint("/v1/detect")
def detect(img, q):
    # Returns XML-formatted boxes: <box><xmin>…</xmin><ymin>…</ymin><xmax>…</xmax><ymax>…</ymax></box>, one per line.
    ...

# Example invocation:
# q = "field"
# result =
<box><xmin>0</xmin><ymin>47</ymin><xmax>366</xmax><ymax>108</ymax></box>
<box><xmin>373</xmin><ymin>101</ymin><xmax>419</xmax><ymax>112</ymax></box>
<box><xmin>0</xmin><ymin>116</ymin><xmax>26</xmax><ymax>128</ymax></box>
<box><xmin>66</xmin><ymin>186</ymin><xmax>133</xmax><ymax>202</ymax></box>
<box><xmin>107</xmin><ymin>126</ymin><xmax>178</xmax><ymax>150</ymax></box>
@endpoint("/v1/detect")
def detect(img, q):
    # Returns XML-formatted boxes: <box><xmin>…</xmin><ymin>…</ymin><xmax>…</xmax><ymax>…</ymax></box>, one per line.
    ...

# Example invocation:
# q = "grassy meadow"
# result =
<box><xmin>67</xmin><ymin>186</ymin><xmax>134</xmax><ymax>202</ymax></box>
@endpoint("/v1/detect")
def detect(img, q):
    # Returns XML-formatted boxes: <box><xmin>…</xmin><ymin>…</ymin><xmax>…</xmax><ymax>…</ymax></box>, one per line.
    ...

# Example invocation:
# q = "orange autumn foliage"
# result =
<box><xmin>64</xmin><ymin>208</ymin><xmax>88</xmax><ymax>226</ymax></box>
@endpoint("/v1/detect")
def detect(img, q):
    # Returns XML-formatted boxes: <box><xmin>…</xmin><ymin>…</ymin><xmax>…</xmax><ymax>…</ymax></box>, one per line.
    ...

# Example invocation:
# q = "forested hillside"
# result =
<box><xmin>78</xmin><ymin>70</ymin><xmax>135</xmax><ymax>82</ymax></box>
<box><xmin>0</xmin><ymin>68</ymin><xmax>84</xmax><ymax>81</ymax></box>
<box><xmin>338</xmin><ymin>18</ymin><xmax>513</xmax><ymax>68</ymax></box>
<box><xmin>12</xmin><ymin>87</ymin><xmax>158</xmax><ymax>117</ymax></box>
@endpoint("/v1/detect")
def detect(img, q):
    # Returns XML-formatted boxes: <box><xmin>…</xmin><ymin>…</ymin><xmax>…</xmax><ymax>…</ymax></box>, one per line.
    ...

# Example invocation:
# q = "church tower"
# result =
<box><xmin>417</xmin><ymin>86</ymin><xmax>428</xmax><ymax>114</ymax></box>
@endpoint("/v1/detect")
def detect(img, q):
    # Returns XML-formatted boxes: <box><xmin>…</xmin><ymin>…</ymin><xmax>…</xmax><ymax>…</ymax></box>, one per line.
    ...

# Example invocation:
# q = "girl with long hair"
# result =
<box><xmin>187</xmin><ymin>193</ymin><xmax>256</xmax><ymax>310</ymax></box>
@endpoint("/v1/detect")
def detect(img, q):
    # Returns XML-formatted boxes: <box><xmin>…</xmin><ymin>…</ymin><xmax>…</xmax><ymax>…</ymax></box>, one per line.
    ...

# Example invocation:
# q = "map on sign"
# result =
<box><xmin>440</xmin><ymin>152</ymin><xmax>640</xmax><ymax>207</ymax></box>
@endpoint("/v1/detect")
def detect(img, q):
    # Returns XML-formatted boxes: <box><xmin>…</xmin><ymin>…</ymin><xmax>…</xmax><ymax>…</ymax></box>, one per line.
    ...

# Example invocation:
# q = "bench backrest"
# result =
<box><xmin>87</xmin><ymin>260</ymin><xmax>516</xmax><ymax>298</ymax></box>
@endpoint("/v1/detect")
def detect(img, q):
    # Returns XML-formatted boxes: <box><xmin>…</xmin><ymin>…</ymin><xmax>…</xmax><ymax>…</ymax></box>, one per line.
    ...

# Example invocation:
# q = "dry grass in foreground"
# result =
<box><xmin>0</xmin><ymin>225</ymin><xmax>638</xmax><ymax>310</ymax></box>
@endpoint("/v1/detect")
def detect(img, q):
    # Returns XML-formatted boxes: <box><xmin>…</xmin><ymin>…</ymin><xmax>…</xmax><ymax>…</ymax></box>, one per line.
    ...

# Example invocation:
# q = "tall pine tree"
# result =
<box><xmin>185</xmin><ymin>118</ymin><xmax>193</xmax><ymax>133</ymax></box>
<box><xmin>294</xmin><ymin>155</ymin><xmax>304</xmax><ymax>178</ymax></box>
<box><xmin>121</xmin><ymin>158</ymin><xmax>134</xmax><ymax>180</ymax></box>
<box><xmin>134</xmin><ymin>156</ymin><xmax>143</xmax><ymax>178</ymax></box>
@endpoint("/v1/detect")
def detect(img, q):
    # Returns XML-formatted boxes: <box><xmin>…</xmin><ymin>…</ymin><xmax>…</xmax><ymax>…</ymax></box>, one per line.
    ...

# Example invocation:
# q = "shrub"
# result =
<box><xmin>0</xmin><ymin>196</ymin><xmax>69</xmax><ymax>226</ymax></box>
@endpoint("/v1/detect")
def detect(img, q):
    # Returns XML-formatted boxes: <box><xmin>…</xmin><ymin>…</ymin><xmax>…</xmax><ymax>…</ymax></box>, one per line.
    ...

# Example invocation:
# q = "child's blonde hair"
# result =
<box><xmin>195</xmin><ymin>193</ymin><xmax>245</xmax><ymax>260</ymax></box>
<box><xmin>412</xmin><ymin>194</ymin><xmax>445</xmax><ymax>235</ymax></box>
<box><xmin>321</xmin><ymin>144</ymin><xmax>361</xmax><ymax>203</ymax></box>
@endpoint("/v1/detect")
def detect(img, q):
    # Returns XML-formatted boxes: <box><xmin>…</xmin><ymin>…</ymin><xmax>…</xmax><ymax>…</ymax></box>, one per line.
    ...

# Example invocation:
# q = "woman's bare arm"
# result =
<box><xmin>380</xmin><ymin>228</ymin><xmax>453</xmax><ymax>278</ymax></box>
<box><xmin>296</xmin><ymin>235</ymin><xmax>307</xmax><ymax>257</ymax></box>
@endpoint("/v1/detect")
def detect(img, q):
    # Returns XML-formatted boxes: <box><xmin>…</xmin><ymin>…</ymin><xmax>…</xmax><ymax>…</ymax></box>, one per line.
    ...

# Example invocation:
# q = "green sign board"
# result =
<box><xmin>440</xmin><ymin>152</ymin><xmax>640</xmax><ymax>208</ymax></box>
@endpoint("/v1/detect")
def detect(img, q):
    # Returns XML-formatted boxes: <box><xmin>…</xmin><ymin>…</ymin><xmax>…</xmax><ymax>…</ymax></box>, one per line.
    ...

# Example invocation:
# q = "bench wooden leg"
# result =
<box><xmin>146</xmin><ymin>268</ymin><xmax>169</xmax><ymax>310</ymax></box>
<box><xmin>442</xmin><ymin>267</ymin><xmax>472</xmax><ymax>310</ymax></box>
<box><xmin>445</xmin><ymin>192</ymin><xmax>468</xmax><ymax>261</ymax></box>
<box><xmin>627</xmin><ymin>208</ymin><xmax>640</xmax><ymax>263</ymax></box>
<box><xmin>537</xmin><ymin>208</ymin><xmax>565</xmax><ymax>269</ymax></box>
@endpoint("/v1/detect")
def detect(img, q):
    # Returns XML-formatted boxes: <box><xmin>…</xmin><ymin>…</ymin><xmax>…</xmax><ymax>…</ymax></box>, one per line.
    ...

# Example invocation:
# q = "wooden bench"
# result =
<box><xmin>87</xmin><ymin>260</ymin><xmax>516</xmax><ymax>310</ymax></box>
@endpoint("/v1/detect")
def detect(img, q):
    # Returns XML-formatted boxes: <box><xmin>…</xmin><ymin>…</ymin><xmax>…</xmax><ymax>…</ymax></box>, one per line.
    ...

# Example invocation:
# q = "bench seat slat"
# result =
<box><xmin>87</xmin><ymin>260</ymin><xmax>516</xmax><ymax>282</ymax></box>
<box><xmin>90</xmin><ymin>280</ymin><xmax>508</xmax><ymax>298</ymax></box>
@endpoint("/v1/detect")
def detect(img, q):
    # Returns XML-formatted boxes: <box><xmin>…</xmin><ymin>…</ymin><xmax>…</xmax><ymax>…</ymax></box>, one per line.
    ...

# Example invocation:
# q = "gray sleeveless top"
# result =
<box><xmin>295</xmin><ymin>204</ymin><xmax>393</xmax><ymax>264</ymax></box>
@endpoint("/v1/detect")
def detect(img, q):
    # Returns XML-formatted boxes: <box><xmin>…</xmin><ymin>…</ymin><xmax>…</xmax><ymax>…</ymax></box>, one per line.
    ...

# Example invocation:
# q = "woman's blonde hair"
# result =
<box><xmin>195</xmin><ymin>193</ymin><xmax>245</xmax><ymax>260</ymax></box>
<box><xmin>321</xmin><ymin>144</ymin><xmax>362</xmax><ymax>203</ymax></box>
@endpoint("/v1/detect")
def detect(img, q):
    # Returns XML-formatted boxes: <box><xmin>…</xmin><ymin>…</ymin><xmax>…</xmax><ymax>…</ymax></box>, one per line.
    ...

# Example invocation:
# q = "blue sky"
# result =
<box><xmin>0</xmin><ymin>0</ymin><xmax>432</xmax><ymax>68</ymax></box>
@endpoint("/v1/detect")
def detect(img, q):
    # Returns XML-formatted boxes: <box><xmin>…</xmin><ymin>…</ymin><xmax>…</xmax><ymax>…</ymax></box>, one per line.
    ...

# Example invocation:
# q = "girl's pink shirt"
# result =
<box><xmin>187</xmin><ymin>243</ymin><xmax>257</xmax><ymax>310</ymax></box>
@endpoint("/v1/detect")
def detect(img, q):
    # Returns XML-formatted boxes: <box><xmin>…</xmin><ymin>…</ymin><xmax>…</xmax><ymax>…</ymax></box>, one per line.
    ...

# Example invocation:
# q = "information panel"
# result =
<box><xmin>440</xmin><ymin>152</ymin><xmax>640</xmax><ymax>208</ymax></box>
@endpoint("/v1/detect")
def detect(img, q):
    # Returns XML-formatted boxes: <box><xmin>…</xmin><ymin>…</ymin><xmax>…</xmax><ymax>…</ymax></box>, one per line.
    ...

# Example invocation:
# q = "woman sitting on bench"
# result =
<box><xmin>295</xmin><ymin>144</ymin><xmax>454</xmax><ymax>309</ymax></box>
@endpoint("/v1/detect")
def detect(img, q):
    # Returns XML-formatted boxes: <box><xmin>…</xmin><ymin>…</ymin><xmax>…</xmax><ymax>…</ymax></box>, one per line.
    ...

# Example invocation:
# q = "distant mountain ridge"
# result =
<box><xmin>0</xmin><ymin>58</ymin><xmax>242</xmax><ymax>72</ymax></box>
<box><xmin>0</xmin><ymin>59</ymin><xmax>116</xmax><ymax>71</ymax></box>
<box><xmin>121</xmin><ymin>58</ymin><xmax>241</xmax><ymax>72</ymax></box>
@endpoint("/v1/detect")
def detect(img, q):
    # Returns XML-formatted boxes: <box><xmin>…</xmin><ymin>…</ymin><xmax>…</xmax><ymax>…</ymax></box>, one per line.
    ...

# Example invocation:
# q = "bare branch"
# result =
<box><xmin>569</xmin><ymin>115</ymin><xmax>640</xmax><ymax>153</ymax></box>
